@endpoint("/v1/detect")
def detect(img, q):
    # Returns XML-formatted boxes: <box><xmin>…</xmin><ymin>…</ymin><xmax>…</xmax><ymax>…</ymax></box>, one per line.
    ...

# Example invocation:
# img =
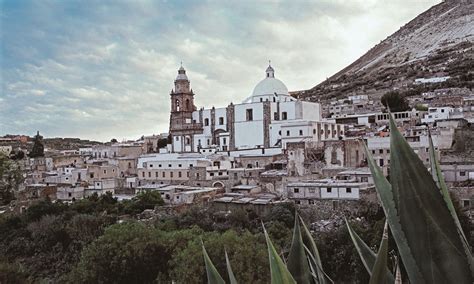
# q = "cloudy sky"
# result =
<box><xmin>1</xmin><ymin>0</ymin><xmax>440</xmax><ymax>141</ymax></box>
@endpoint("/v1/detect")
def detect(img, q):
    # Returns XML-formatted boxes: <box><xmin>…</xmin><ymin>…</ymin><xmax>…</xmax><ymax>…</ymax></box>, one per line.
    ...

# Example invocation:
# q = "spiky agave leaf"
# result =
<box><xmin>303</xmin><ymin>245</ymin><xmax>334</xmax><ymax>284</ymax></box>
<box><xmin>225</xmin><ymin>250</ymin><xmax>238</xmax><ymax>284</ymax></box>
<box><xmin>428</xmin><ymin>130</ymin><xmax>472</xmax><ymax>264</ymax></box>
<box><xmin>345</xmin><ymin>219</ymin><xmax>394</xmax><ymax>282</ymax></box>
<box><xmin>287</xmin><ymin>214</ymin><xmax>312</xmax><ymax>284</ymax></box>
<box><xmin>299</xmin><ymin>216</ymin><xmax>332</xmax><ymax>284</ymax></box>
<box><xmin>369</xmin><ymin>221</ymin><xmax>389</xmax><ymax>284</ymax></box>
<box><xmin>202</xmin><ymin>241</ymin><xmax>225</xmax><ymax>284</ymax></box>
<box><xmin>388</xmin><ymin>115</ymin><xmax>472</xmax><ymax>283</ymax></box>
<box><xmin>363</xmin><ymin>140</ymin><xmax>424</xmax><ymax>283</ymax></box>
<box><xmin>263</xmin><ymin>223</ymin><xmax>296</xmax><ymax>284</ymax></box>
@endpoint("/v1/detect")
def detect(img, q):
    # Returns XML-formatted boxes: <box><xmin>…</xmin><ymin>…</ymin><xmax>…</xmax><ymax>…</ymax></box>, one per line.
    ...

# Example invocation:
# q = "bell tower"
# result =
<box><xmin>169</xmin><ymin>65</ymin><xmax>202</xmax><ymax>152</ymax></box>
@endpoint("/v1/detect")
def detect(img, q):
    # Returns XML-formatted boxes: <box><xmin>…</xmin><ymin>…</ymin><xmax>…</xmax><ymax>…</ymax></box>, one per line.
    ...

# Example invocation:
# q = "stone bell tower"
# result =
<box><xmin>169</xmin><ymin>65</ymin><xmax>202</xmax><ymax>152</ymax></box>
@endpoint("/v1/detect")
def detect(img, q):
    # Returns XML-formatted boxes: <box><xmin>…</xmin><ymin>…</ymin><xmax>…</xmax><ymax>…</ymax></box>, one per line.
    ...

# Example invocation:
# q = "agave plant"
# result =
<box><xmin>362</xmin><ymin>114</ymin><xmax>473</xmax><ymax>283</ymax></box>
<box><xmin>202</xmin><ymin>215</ymin><xmax>331</xmax><ymax>284</ymax></box>
<box><xmin>203</xmin><ymin>113</ymin><xmax>473</xmax><ymax>283</ymax></box>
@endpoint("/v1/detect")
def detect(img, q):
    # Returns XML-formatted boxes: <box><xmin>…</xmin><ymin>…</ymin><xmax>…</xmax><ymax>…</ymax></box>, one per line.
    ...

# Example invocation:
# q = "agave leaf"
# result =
<box><xmin>369</xmin><ymin>221</ymin><xmax>389</xmax><ymax>284</ymax></box>
<box><xmin>428</xmin><ymin>130</ymin><xmax>472</xmax><ymax>265</ymax></box>
<box><xmin>363</xmin><ymin>140</ymin><xmax>424</xmax><ymax>283</ymax></box>
<box><xmin>299</xmin><ymin>216</ymin><xmax>331</xmax><ymax>284</ymax></box>
<box><xmin>345</xmin><ymin>219</ymin><xmax>394</xmax><ymax>283</ymax></box>
<box><xmin>202</xmin><ymin>241</ymin><xmax>225</xmax><ymax>284</ymax></box>
<box><xmin>388</xmin><ymin>115</ymin><xmax>472</xmax><ymax>283</ymax></box>
<box><xmin>287</xmin><ymin>214</ymin><xmax>312</xmax><ymax>284</ymax></box>
<box><xmin>225</xmin><ymin>250</ymin><xmax>238</xmax><ymax>284</ymax></box>
<box><xmin>263</xmin><ymin>223</ymin><xmax>296</xmax><ymax>284</ymax></box>
<box><xmin>303</xmin><ymin>244</ymin><xmax>333</xmax><ymax>284</ymax></box>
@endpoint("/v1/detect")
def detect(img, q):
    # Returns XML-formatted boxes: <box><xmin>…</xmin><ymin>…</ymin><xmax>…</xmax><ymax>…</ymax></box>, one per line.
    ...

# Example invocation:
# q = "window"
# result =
<box><xmin>210</xmin><ymin>173</ymin><xmax>215</xmax><ymax>177</ymax></box>
<box><xmin>204</xmin><ymin>118</ymin><xmax>209</xmax><ymax>126</ymax></box>
<box><xmin>274</xmin><ymin>112</ymin><xmax>278</xmax><ymax>120</ymax></box>
<box><xmin>299</xmin><ymin>130</ymin><xmax>303</xmax><ymax>136</ymax></box>
<box><xmin>175</xmin><ymin>136</ymin><xmax>179</xmax><ymax>141</ymax></box>
<box><xmin>162</xmin><ymin>172</ymin><xmax>165</xmax><ymax>178</ymax></box>
<box><xmin>103</xmin><ymin>170</ymin><xmax>107</xmax><ymax>174</ymax></box>
<box><xmin>148</xmin><ymin>172</ymin><xmax>151</xmax><ymax>178</ymax></box>
<box><xmin>170</xmin><ymin>172</ymin><xmax>173</xmax><ymax>178</ymax></box>
<box><xmin>327</xmin><ymin>187</ymin><xmax>332</xmax><ymax>193</ymax></box>
<box><xmin>460</xmin><ymin>171</ymin><xmax>466</xmax><ymax>176</ymax></box>
<box><xmin>309</xmin><ymin>200</ymin><xmax>315</xmax><ymax>205</ymax></box>
<box><xmin>155</xmin><ymin>172</ymin><xmax>158</xmax><ymax>177</ymax></box>
<box><xmin>150</xmin><ymin>164</ymin><xmax>153</xmax><ymax>168</ymax></box>
<box><xmin>178</xmin><ymin>164</ymin><xmax>182</xmax><ymax>167</ymax></box>
<box><xmin>223</xmin><ymin>138</ymin><xmax>227</xmax><ymax>145</ymax></box>
<box><xmin>246</xmin><ymin>109</ymin><xmax>253</xmax><ymax>121</ymax></box>
<box><xmin>380</xmin><ymin>159</ymin><xmax>384</xmax><ymax>166</ymax></box>
<box><xmin>294</xmin><ymin>188</ymin><xmax>299</xmax><ymax>193</ymax></box>
<box><xmin>313</xmin><ymin>129</ymin><xmax>316</xmax><ymax>134</ymax></box>
<box><xmin>260</xmin><ymin>98</ymin><xmax>263</xmax><ymax>102</ymax></box>
<box><xmin>372</xmin><ymin>150</ymin><xmax>376</xmax><ymax>154</ymax></box>
<box><xmin>218</xmin><ymin>172</ymin><xmax>223</xmax><ymax>176</ymax></box>
<box><xmin>90</xmin><ymin>173</ymin><xmax>94</xmax><ymax>178</ymax></box>
<box><xmin>286</xmin><ymin>130</ymin><xmax>290</xmax><ymax>136</ymax></box>
<box><xmin>346</xmin><ymin>188</ymin><xmax>352</xmax><ymax>193</ymax></box>
<box><xmin>168</xmin><ymin>164</ymin><xmax>172</xmax><ymax>167</ymax></box>
<box><xmin>178</xmin><ymin>172</ymin><xmax>182</xmax><ymax>178</ymax></box>
<box><xmin>379</xmin><ymin>149</ymin><xmax>383</xmax><ymax>154</ymax></box>
<box><xmin>282</xmin><ymin>112</ymin><xmax>288</xmax><ymax>120</ymax></box>
<box><xmin>142</xmin><ymin>172</ymin><xmax>145</xmax><ymax>178</ymax></box>
<box><xmin>308</xmin><ymin>188</ymin><xmax>315</xmax><ymax>193</ymax></box>
<box><xmin>219</xmin><ymin>117</ymin><xmax>224</xmax><ymax>125</ymax></box>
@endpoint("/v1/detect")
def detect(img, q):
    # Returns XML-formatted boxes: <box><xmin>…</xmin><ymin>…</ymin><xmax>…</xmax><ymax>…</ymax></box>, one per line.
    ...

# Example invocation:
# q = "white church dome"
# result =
<box><xmin>243</xmin><ymin>64</ymin><xmax>295</xmax><ymax>104</ymax></box>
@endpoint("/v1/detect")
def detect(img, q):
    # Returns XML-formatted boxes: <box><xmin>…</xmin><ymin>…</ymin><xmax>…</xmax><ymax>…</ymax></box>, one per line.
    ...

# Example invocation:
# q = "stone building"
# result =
<box><xmin>167</xmin><ymin>64</ymin><xmax>344</xmax><ymax>153</ymax></box>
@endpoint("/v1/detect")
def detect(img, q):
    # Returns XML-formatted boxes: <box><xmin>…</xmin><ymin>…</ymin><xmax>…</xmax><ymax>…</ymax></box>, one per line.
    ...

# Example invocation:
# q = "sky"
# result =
<box><xmin>1</xmin><ymin>0</ymin><xmax>441</xmax><ymax>142</ymax></box>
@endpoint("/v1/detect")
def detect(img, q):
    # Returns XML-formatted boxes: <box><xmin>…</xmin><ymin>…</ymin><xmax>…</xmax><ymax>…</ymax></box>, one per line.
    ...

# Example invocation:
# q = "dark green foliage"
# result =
<box><xmin>0</xmin><ymin>261</ymin><xmax>29</xmax><ymax>284</ymax></box>
<box><xmin>24</xmin><ymin>198</ymin><xmax>68</xmax><ymax>222</ymax></box>
<box><xmin>69</xmin><ymin>222</ymin><xmax>170</xmax><ymax>283</ymax></box>
<box><xmin>0</xmin><ymin>153</ymin><xmax>23</xmax><ymax>205</ymax></box>
<box><xmin>121</xmin><ymin>190</ymin><xmax>165</xmax><ymax>215</ymax></box>
<box><xmin>157</xmin><ymin>138</ymin><xmax>168</xmax><ymax>149</ymax></box>
<box><xmin>381</xmin><ymin>91</ymin><xmax>410</xmax><ymax>112</ymax></box>
<box><xmin>29</xmin><ymin>131</ymin><xmax>44</xmax><ymax>158</ymax></box>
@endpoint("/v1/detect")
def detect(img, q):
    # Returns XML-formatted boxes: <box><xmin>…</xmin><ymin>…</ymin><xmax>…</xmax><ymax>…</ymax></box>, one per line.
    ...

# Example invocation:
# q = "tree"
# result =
<box><xmin>29</xmin><ymin>131</ymin><xmax>44</xmax><ymax>158</ymax></box>
<box><xmin>381</xmin><ymin>91</ymin><xmax>410</xmax><ymax>112</ymax></box>
<box><xmin>0</xmin><ymin>154</ymin><xmax>24</xmax><ymax>205</ymax></box>
<box><xmin>157</xmin><ymin>138</ymin><xmax>168</xmax><ymax>149</ymax></box>
<box><xmin>110</xmin><ymin>138</ymin><xmax>118</xmax><ymax>143</ymax></box>
<box><xmin>69</xmin><ymin>222</ymin><xmax>169</xmax><ymax>283</ymax></box>
<box><xmin>122</xmin><ymin>190</ymin><xmax>165</xmax><ymax>215</ymax></box>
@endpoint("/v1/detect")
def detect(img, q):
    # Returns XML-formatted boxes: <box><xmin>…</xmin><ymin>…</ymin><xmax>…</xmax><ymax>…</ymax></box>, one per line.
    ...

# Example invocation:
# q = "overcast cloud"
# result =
<box><xmin>1</xmin><ymin>0</ymin><xmax>440</xmax><ymax>141</ymax></box>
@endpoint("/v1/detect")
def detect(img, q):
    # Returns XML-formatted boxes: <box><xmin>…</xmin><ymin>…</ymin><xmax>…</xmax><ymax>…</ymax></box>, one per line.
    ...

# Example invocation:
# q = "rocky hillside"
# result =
<box><xmin>298</xmin><ymin>0</ymin><xmax>473</xmax><ymax>102</ymax></box>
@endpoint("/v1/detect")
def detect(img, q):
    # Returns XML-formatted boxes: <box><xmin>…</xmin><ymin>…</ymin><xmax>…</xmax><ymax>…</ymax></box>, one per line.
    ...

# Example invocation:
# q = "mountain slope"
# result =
<box><xmin>299</xmin><ymin>0</ymin><xmax>473</xmax><ymax>102</ymax></box>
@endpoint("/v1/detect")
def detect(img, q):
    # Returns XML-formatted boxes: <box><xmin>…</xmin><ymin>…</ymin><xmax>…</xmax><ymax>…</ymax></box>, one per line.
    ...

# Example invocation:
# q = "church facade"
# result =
<box><xmin>168</xmin><ymin>64</ymin><xmax>344</xmax><ymax>154</ymax></box>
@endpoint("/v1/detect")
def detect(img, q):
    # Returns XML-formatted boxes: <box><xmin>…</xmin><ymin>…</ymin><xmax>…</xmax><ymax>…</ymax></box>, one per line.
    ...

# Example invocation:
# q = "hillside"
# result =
<box><xmin>298</xmin><ymin>0</ymin><xmax>473</xmax><ymax>102</ymax></box>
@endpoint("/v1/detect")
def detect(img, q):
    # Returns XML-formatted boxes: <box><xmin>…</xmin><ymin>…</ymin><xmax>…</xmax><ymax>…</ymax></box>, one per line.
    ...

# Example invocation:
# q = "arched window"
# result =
<box><xmin>186</xmin><ymin>99</ymin><xmax>190</xmax><ymax>110</ymax></box>
<box><xmin>175</xmin><ymin>99</ymin><xmax>180</xmax><ymax>111</ymax></box>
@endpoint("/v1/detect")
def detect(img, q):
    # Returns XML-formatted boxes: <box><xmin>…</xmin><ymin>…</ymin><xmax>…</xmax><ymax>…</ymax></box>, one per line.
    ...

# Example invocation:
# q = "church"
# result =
<box><xmin>168</xmin><ymin>64</ymin><xmax>344</xmax><ymax>155</ymax></box>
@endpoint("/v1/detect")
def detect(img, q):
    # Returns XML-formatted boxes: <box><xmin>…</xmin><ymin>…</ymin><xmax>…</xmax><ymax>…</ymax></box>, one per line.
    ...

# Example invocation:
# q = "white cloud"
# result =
<box><xmin>1</xmin><ymin>0</ymin><xmax>441</xmax><ymax>141</ymax></box>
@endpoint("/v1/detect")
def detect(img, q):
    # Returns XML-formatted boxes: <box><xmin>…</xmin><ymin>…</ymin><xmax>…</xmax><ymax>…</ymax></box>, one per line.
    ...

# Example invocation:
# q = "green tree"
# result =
<box><xmin>381</xmin><ymin>91</ymin><xmax>410</xmax><ymax>112</ymax></box>
<box><xmin>69</xmin><ymin>222</ymin><xmax>169</xmax><ymax>284</ymax></box>
<box><xmin>0</xmin><ymin>153</ymin><xmax>23</xmax><ymax>205</ymax></box>
<box><xmin>29</xmin><ymin>131</ymin><xmax>44</xmax><ymax>158</ymax></box>
<box><xmin>122</xmin><ymin>190</ymin><xmax>165</xmax><ymax>215</ymax></box>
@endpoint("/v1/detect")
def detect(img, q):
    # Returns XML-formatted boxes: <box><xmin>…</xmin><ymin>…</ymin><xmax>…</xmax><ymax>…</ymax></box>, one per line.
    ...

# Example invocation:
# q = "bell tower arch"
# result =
<box><xmin>168</xmin><ymin>65</ymin><xmax>202</xmax><ymax>152</ymax></box>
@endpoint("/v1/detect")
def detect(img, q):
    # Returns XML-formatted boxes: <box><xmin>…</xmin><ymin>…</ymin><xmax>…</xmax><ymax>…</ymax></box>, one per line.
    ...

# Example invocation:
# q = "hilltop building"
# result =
<box><xmin>168</xmin><ymin>64</ymin><xmax>344</xmax><ymax>153</ymax></box>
